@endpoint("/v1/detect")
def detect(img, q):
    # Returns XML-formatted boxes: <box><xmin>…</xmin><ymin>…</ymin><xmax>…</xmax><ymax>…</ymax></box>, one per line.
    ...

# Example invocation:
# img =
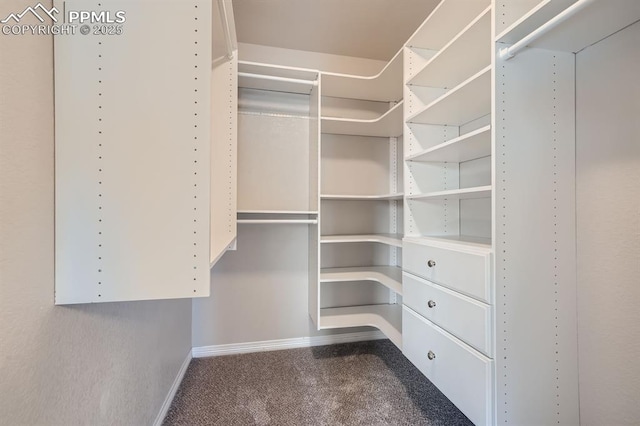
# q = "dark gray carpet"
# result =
<box><xmin>164</xmin><ymin>340</ymin><xmax>472</xmax><ymax>426</ymax></box>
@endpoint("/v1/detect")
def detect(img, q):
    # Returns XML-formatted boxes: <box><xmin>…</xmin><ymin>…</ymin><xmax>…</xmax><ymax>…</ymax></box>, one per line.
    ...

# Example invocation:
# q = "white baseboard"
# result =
<box><xmin>192</xmin><ymin>330</ymin><xmax>387</xmax><ymax>358</ymax></box>
<box><xmin>153</xmin><ymin>350</ymin><xmax>192</xmax><ymax>426</ymax></box>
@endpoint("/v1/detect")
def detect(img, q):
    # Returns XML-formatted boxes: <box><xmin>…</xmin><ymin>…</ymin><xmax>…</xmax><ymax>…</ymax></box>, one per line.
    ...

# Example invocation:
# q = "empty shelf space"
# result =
<box><xmin>319</xmin><ymin>304</ymin><xmax>402</xmax><ymax>348</ymax></box>
<box><xmin>321</xmin><ymin>51</ymin><xmax>403</xmax><ymax>102</ymax></box>
<box><xmin>408</xmin><ymin>0</ymin><xmax>490</xmax><ymax>50</ymax></box>
<box><xmin>404</xmin><ymin>235</ymin><xmax>492</xmax><ymax>252</ymax></box>
<box><xmin>409</xmin><ymin>6</ymin><xmax>491</xmax><ymax>89</ymax></box>
<box><xmin>320</xmin><ymin>234</ymin><xmax>403</xmax><ymax>248</ymax></box>
<box><xmin>321</xmin><ymin>101</ymin><xmax>403</xmax><ymax>137</ymax></box>
<box><xmin>407</xmin><ymin>186</ymin><xmax>492</xmax><ymax>201</ymax></box>
<box><xmin>238</xmin><ymin>61</ymin><xmax>318</xmax><ymax>95</ymax></box>
<box><xmin>407</xmin><ymin>125</ymin><xmax>491</xmax><ymax>163</ymax></box>
<box><xmin>407</xmin><ymin>66</ymin><xmax>491</xmax><ymax>126</ymax></box>
<box><xmin>321</xmin><ymin>193</ymin><xmax>403</xmax><ymax>201</ymax></box>
<box><xmin>320</xmin><ymin>266</ymin><xmax>403</xmax><ymax>295</ymax></box>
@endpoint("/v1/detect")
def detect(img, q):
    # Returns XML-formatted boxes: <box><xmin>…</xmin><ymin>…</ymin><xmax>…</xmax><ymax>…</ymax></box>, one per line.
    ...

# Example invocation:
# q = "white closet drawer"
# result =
<box><xmin>403</xmin><ymin>272</ymin><xmax>492</xmax><ymax>356</ymax></box>
<box><xmin>403</xmin><ymin>240</ymin><xmax>491</xmax><ymax>303</ymax></box>
<box><xmin>403</xmin><ymin>306</ymin><xmax>492</xmax><ymax>426</ymax></box>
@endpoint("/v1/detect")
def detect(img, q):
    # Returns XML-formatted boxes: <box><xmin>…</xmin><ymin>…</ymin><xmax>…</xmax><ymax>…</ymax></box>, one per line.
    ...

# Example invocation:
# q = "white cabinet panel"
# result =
<box><xmin>54</xmin><ymin>0</ymin><xmax>212</xmax><ymax>303</ymax></box>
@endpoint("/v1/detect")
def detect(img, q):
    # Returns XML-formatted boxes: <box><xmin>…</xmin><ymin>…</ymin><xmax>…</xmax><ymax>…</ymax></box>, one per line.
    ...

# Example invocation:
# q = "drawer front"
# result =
<box><xmin>403</xmin><ymin>241</ymin><xmax>490</xmax><ymax>303</ymax></box>
<box><xmin>403</xmin><ymin>306</ymin><xmax>492</xmax><ymax>426</ymax></box>
<box><xmin>403</xmin><ymin>272</ymin><xmax>492</xmax><ymax>356</ymax></box>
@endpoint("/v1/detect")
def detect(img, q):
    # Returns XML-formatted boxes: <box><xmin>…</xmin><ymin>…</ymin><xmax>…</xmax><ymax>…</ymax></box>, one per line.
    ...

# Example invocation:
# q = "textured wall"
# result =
<box><xmin>576</xmin><ymin>21</ymin><xmax>640</xmax><ymax>425</ymax></box>
<box><xmin>0</xmin><ymin>1</ymin><xmax>192</xmax><ymax>424</ymax></box>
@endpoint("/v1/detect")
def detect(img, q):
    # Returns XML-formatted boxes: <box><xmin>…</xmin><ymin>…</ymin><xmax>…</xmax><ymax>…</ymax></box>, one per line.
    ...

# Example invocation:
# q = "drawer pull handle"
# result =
<box><xmin>427</xmin><ymin>300</ymin><xmax>436</xmax><ymax>308</ymax></box>
<box><xmin>427</xmin><ymin>260</ymin><xmax>436</xmax><ymax>268</ymax></box>
<box><xmin>427</xmin><ymin>351</ymin><xmax>436</xmax><ymax>360</ymax></box>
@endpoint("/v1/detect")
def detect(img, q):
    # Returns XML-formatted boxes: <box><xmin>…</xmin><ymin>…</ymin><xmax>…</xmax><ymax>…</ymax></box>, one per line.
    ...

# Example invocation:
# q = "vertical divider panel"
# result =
<box><xmin>54</xmin><ymin>0</ymin><xmax>212</xmax><ymax>304</ymax></box>
<box><xmin>308</xmin><ymin>78</ymin><xmax>321</xmax><ymax>327</ymax></box>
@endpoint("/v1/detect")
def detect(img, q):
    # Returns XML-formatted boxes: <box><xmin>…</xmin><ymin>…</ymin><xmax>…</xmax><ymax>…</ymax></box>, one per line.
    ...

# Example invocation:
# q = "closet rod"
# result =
<box><xmin>217</xmin><ymin>0</ymin><xmax>234</xmax><ymax>59</ymax></box>
<box><xmin>238</xmin><ymin>72</ymin><xmax>319</xmax><ymax>86</ymax></box>
<box><xmin>499</xmin><ymin>0</ymin><xmax>598</xmax><ymax>60</ymax></box>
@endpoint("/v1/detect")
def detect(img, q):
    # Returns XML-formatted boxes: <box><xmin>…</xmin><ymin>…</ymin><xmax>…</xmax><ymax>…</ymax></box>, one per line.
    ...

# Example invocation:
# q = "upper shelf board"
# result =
<box><xmin>406</xmin><ymin>125</ymin><xmax>491</xmax><ymax>163</ymax></box>
<box><xmin>408</xmin><ymin>6</ymin><xmax>491</xmax><ymax>89</ymax></box>
<box><xmin>407</xmin><ymin>66</ymin><xmax>491</xmax><ymax>126</ymax></box>
<box><xmin>321</xmin><ymin>51</ymin><xmax>403</xmax><ymax>102</ymax></box>
<box><xmin>407</xmin><ymin>186</ymin><xmax>492</xmax><ymax>201</ymax></box>
<box><xmin>320</xmin><ymin>234</ymin><xmax>403</xmax><ymax>248</ymax></box>
<box><xmin>238</xmin><ymin>61</ymin><xmax>319</xmax><ymax>95</ymax></box>
<box><xmin>321</xmin><ymin>101</ymin><xmax>404</xmax><ymax>137</ymax></box>
<box><xmin>407</xmin><ymin>0</ymin><xmax>491</xmax><ymax>50</ymax></box>
<box><xmin>321</xmin><ymin>193</ymin><xmax>404</xmax><ymax>201</ymax></box>
<box><xmin>497</xmin><ymin>0</ymin><xmax>640</xmax><ymax>54</ymax></box>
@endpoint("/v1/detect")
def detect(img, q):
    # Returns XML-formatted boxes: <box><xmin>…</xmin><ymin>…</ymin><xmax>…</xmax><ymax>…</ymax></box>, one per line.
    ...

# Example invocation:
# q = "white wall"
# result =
<box><xmin>576</xmin><ymin>21</ymin><xmax>640</xmax><ymax>425</ymax></box>
<box><xmin>0</xmin><ymin>1</ymin><xmax>192</xmax><ymax>424</ymax></box>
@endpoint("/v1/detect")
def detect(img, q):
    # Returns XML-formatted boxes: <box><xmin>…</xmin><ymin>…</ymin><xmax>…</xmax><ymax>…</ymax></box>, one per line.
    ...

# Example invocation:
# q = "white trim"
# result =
<box><xmin>191</xmin><ymin>330</ymin><xmax>387</xmax><ymax>358</ymax></box>
<box><xmin>153</xmin><ymin>350</ymin><xmax>192</xmax><ymax>426</ymax></box>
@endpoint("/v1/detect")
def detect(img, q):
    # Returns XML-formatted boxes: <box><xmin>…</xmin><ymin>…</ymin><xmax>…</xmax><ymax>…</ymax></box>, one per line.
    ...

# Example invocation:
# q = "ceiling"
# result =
<box><xmin>232</xmin><ymin>0</ymin><xmax>441</xmax><ymax>61</ymax></box>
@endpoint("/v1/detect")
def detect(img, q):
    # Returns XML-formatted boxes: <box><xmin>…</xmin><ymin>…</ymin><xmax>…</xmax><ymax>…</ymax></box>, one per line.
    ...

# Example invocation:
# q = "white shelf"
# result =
<box><xmin>237</xmin><ymin>210</ymin><xmax>318</xmax><ymax>215</ymax></box>
<box><xmin>409</xmin><ymin>7</ymin><xmax>491</xmax><ymax>89</ymax></box>
<box><xmin>238</xmin><ymin>61</ymin><xmax>318</xmax><ymax>95</ymax></box>
<box><xmin>407</xmin><ymin>125</ymin><xmax>491</xmax><ymax>163</ymax></box>
<box><xmin>237</xmin><ymin>219</ymin><xmax>317</xmax><ymax>224</ymax></box>
<box><xmin>320</xmin><ymin>266</ymin><xmax>403</xmax><ymax>295</ymax></box>
<box><xmin>404</xmin><ymin>235</ymin><xmax>492</xmax><ymax>252</ymax></box>
<box><xmin>407</xmin><ymin>66</ymin><xmax>491</xmax><ymax>126</ymax></box>
<box><xmin>319</xmin><ymin>304</ymin><xmax>402</xmax><ymax>348</ymax></box>
<box><xmin>320</xmin><ymin>234</ymin><xmax>403</xmax><ymax>248</ymax></box>
<box><xmin>407</xmin><ymin>186</ymin><xmax>492</xmax><ymax>201</ymax></box>
<box><xmin>321</xmin><ymin>101</ymin><xmax>403</xmax><ymax>137</ymax></box>
<box><xmin>321</xmin><ymin>193</ymin><xmax>403</xmax><ymax>201</ymax></box>
<box><xmin>407</xmin><ymin>0</ymin><xmax>491</xmax><ymax>50</ymax></box>
<box><xmin>321</xmin><ymin>51</ymin><xmax>403</xmax><ymax>102</ymax></box>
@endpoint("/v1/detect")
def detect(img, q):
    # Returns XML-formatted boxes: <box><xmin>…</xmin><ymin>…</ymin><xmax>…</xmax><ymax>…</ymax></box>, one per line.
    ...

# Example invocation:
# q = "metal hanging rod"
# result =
<box><xmin>217</xmin><ymin>0</ymin><xmax>234</xmax><ymax>60</ymax></box>
<box><xmin>499</xmin><ymin>0</ymin><xmax>599</xmax><ymax>60</ymax></box>
<box><xmin>238</xmin><ymin>72</ymin><xmax>319</xmax><ymax>86</ymax></box>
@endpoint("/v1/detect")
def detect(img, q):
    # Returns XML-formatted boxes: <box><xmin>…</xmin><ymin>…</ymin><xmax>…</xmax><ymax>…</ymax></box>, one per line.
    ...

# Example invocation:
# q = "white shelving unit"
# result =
<box><xmin>319</xmin><ymin>304</ymin><xmax>402</xmax><ymax>348</ymax></box>
<box><xmin>320</xmin><ymin>234</ymin><xmax>402</xmax><ymax>248</ymax></box>
<box><xmin>406</xmin><ymin>125</ymin><xmax>491</xmax><ymax>163</ymax></box>
<box><xmin>320</xmin><ymin>266</ymin><xmax>403</xmax><ymax>295</ymax></box>
<box><xmin>321</xmin><ymin>51</ymin><xmax>403</xmax><ymax>102</ymax></box>
<box><xmin>407</xmin><ymin>66</ymin><xmax>491</xmax><ymax>126</ymax></box>
<box><xmin>321</xmin><ymin>101</ymin><xmax>404</xmax><ymax>137</ymax></box>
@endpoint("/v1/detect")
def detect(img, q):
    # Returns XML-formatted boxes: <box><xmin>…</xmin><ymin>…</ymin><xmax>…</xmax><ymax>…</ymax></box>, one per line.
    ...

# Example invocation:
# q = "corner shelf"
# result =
<box><xmin>407</xmin><ymin>186</ymin><xmax>492</xmax><ymax>201</ymax></box>
<box><xmin>406</xmin><ymin>125</ymin><xmax>491</xmax><ymax>163</ymax></box>
<box><xmin>320</xmin><ymin>266</ymin><xmax>403</xmax><ymax>295</ymax></box>
<box><xmin>321</xmin><ymin>51</ymin><xmax>403</xmax><ymax>102</ymax></box>
<box><xmin>409</xmin><ymin>7</ymin><xmax>491</xmax><ymax>89</ymax></box>
<box><xmin>321</xmin><ymin>193</ymin><xmax>403</xmax><ymax>201</ymax></box>
<box><xmin>321</xmin><ymin>101</ymin><xmax>404</xmax><ymax>137</ymax></box>
<box><xmin>319</xmin><ymin>304</ymin><xmax>402</xmax><ymax>348</ymax></box>
<box><xmin>320</xmin><ymin>234</ymin><xmax>403</xmax><ymax>248</ymax></box>
<box><xmin>407</xmin><ymin>66</ymin><xmax>491</xmax><ymax>126</ymax></box>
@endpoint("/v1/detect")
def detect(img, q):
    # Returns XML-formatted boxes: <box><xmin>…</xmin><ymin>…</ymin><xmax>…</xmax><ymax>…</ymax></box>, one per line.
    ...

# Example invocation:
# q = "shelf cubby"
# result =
<box><xmin>409</xmin><ymin>7</ymin><xmax>491</xmax><ymax>89</ymax></box>
<box><xmin>407</xmin><ymin>66</ymin><xmax>491</xmax><ymax>126</ymax></box>
<box><xmin>321</xmin><ymin>101</ymin><xmax>404</xmax><ymax>137</ymax></box>
<box><xmin>319</xmin><ymin>304</ymin><xmax>402</xmax><ymax>348</ymax></box>
<box><xmin>320</xmin><ymin>266</ymin><xmax>403</xmax><ymax>295</ymax></box>
<box><xmin>406</xmin><ymin>125</ymin><xmax>491</xmax><ymax>163</ymax></box>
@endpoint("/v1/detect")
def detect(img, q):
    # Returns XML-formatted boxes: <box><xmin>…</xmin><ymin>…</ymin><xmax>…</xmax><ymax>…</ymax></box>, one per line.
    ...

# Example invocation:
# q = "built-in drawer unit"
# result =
<box><xmin>403</xmin><ymin>272</ymin><xmax>492</xmax><ymax>356</ymax></box>
<box><xmin>403</xmin><ymin>306</ymin><xmax>492</xmax><ymax>426</ymax></box>
<box><xmin>403</xmin><ymin>239</ymin><xmax>491</xmax><ymax>303</ymax></box>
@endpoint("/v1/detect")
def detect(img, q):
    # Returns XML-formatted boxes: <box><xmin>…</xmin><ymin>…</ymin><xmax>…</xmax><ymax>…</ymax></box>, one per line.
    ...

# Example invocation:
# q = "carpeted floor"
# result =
<box><xmin>164</xmin><ymin>339</ymin><xmax>473</xmax><ymax>426</ymax></box>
